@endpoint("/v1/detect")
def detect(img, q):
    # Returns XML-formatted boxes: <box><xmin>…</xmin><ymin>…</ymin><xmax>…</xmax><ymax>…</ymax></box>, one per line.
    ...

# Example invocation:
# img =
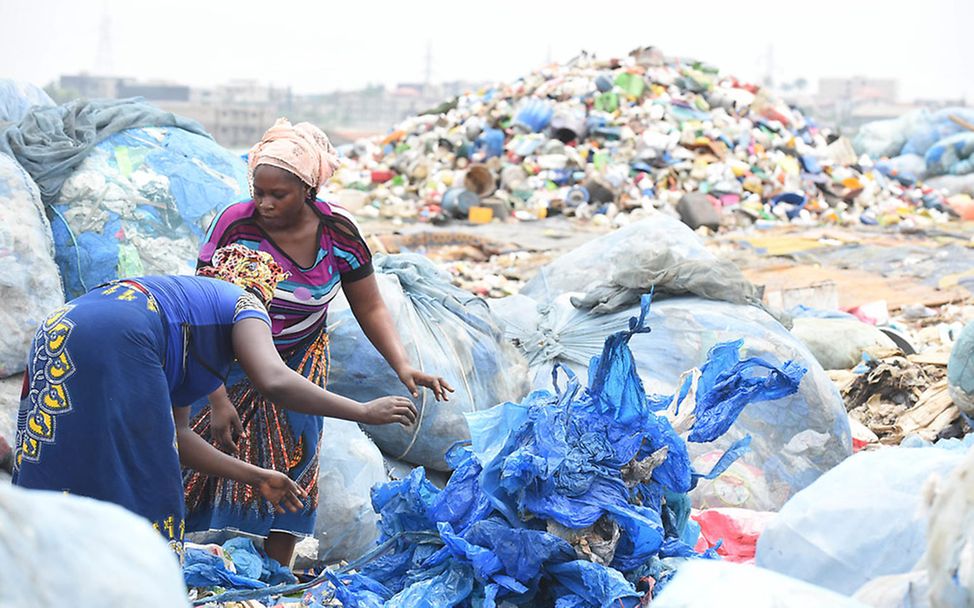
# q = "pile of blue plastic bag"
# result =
<box><xmin>303</xmin><ymin>296</ymin><xmax>806</xmax><ymax>607</ymax></box>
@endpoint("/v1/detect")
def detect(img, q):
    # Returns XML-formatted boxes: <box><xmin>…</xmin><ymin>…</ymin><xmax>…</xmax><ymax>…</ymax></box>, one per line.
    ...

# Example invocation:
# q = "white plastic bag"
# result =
<box><xmin>654</xmin><ymin>560</ymin><xmax>868</xmax><ymax>608</ymax></box>
<box><xmin>328</xmin><ymin>254</ymin><xmax>529</xmax><ymax>471</ymax></box>
<box><xmin>0</xmin><ymin>152</ymin><xmax>64</xmax><ymax>377</ymax></box>
<box><xmin>756</xmin><ymin>446</ymin><xmax>964</xmax><ymax>595</ymax></box>
<box><xmin>0</xmin><ymin>483</ymin><xmax>189</xmax><ymax>607</ymax></box>
<box><xmin>313</xmin><ymin>418</ymin><xmax>386</xmax><ymax>564</ymax></box>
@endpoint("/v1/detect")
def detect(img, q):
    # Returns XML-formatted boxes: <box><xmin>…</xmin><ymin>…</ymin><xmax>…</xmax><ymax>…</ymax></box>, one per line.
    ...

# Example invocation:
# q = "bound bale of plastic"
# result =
<box><xmin>790</xmin><ymin>318</ymin><xmax>896</xmax><ymax>370</ymax></box>
<box><xmin>756</xmin><ymin>445</ymin><xmax>964</xmax><ymax>596</ymax></box>
<box><xmin>49</xmin><ymin>126</ymin><xmax>249</xmax><ymax>298</ymax></box>
<box><xmin>0</xmin><ymin>152</ymin><xmax>64</xmax><ymax>377</ymax></box>
<box><xmin>327</xmin><ymin>254</ymin><xmax>529</xmax><ymax>471</ymax></box>
<box><xmin>0</xmin><ymin>79</ymin><xmax>55</xmax><ymax>124</ymax></box>
<box><xmin>313</xmin><ymin>418</ymin><xmax>386</xmax><ymax>564</ymax></box>
<box><xmin>948</xmin><ymin>321</ymin><xmax>974</xmax><ymax>417</ymax></box>
<box><xmin>0</xmin><ymin>483</ymin><xmax>189</xmax><ymax>607</ymax></box>
<box><xmin>490</xmin><ymin>294</ymin><xmax>850</xmax><ymax>511</ymax></box>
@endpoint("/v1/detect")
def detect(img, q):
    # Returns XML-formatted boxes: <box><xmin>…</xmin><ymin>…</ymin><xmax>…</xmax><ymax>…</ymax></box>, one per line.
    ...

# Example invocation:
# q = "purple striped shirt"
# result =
<box><xmin>197</xmin><ymin>199</ymin><xmax>373</xmax><ymax>352</ymax></box>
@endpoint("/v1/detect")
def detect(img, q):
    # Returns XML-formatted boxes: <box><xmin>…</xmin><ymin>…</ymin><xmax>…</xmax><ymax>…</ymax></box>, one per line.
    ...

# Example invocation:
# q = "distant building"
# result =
<box><xmin>817</xmin><ymin>77</ymin><xmax>898</xmax><ymax>104</ymax></box>
<box><xmin>52</xmin><ymin>73</ymin><xmax>487</xmax><ymax>146</ymax></box>
<box><xmin>152</xmin><ymin>101</ymin><xmax>278</xmax><ymax>149</ymax></box>
<box><xmin>58</xmin><ymin>74</ymin><xmax>123</xmax><ymax>99</ymax></box>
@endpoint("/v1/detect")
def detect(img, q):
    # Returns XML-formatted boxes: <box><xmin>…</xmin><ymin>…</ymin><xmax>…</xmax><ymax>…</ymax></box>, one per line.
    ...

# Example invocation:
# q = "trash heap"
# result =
<box><xmin>299</xmin><ymin>296</ymin><xmax>806</xmax><ymax>607</ymax></box>
<box><xmin>855</xmin><ymin>107</ymin><xmax>974</xmax><ymax>216</ymax></box>
<box><xmin>327</xmin><ymin>47</ymin><xmax>955</xmax><ymax>229</ymax></box>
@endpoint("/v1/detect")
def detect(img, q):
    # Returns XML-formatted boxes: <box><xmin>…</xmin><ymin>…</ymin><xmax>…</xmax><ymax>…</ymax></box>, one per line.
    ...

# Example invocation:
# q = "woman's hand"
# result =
<box><xmin>363</xmin><ymin>396</ymin><xmax>418</xmax><ymax>427</ymax></box>
<box><xmin>397</xmin><ymin>367</ymin><xmax>455</xmax><ymax>402</ymax></box>
<box><xmin>211</xmin><ymin>400</ymin><xmax>245</xmax><ymax>454</ymax></box>
<box><xmin>256</xmin><ymin>470</ymin><xmax>306</xmax><ymax>514</ymax></box>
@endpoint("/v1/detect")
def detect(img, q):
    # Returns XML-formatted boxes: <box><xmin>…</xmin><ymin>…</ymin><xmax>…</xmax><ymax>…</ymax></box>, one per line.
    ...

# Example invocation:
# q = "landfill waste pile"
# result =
<box><xmin>284</xmin><ymin>296</ymin><xmax>806</xmax><ymax>607</ymax></box>
<box><xmin>855</xmin><ymin>107</ymin><xmax>974</xmax><ymax>206</ymax></box>
<box><xmin>0</xmin><ymin>152</ymin><xmax>64</xmax><ymax>377</ymax></box>
<box><xmin>0</xmin><ymin>482</ymin><xmax>189</xmax><ymax>607</ymax></box>
<box><xmin>325</xmin><ymin>46</ymin><xmax>958</xmax><ymax>230</ymax></box>
<box><xmin>327</xmin><ymin>254</ymin><xmax>530</xmax><ymax>471</ymax></box>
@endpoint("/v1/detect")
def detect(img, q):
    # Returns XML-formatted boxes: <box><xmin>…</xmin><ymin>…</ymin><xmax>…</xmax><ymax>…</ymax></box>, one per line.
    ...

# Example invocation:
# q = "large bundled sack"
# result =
<box><xmin>0</xmin><ymin>152</ymin><xmax>64</xmax><ymax>377</ymax></box>
<box><xmin>654</xmin><ymin>560</ymin><xmax>868</xmax><ymax>608</ymax></box>
<box><xmin>790</xmin><ymin>317</ymin><xmax>896</xmax><ymax>370</ymax></box>
<box><xmin>923</xmin><ymin>443</ymin><xmax>974</xmax><ymax>607</ymax></box>
<box><xmin>756</xmin><ymin>444</ymin><xmax>965</xmax><ymax>596</ymax></box>
<box><xmin>312</xmin><ymin>418</ymin><xmax>386</xmax><ymax>564</ymax></box>
<box><xmin>491</xmin><ymin>295</ymin><xmax>849</xmax><ymax>512</ymax></box>
<box><xmin>853</xmin><ymin>108</ymin><xmax>933</xmax><ymax>159</ymax></box>
<box><xmin>948</xmin><ymin>321</ymin><xmax>974</xmax><ymax>416</ymax></box>
<box><xmin>902</xmin><ymin>107</ymin><xmax>974</xmax><ymax>157</ymax></box>
<box><xmin>521</xmin><ymin>214</ymin><xmax>765</xmax><ymax>315</ymax></box>
<box><xmin>0</xmin><ymin>79</ymin><xmax>54</xmax><ymax>124</ymax></box>
<box><xmin>49</xmin><ymin>126</ymin><xmax>249</xmax><ymax>298</ymax></box>
<box><xmin>0</xmin><ymin>483</ymin><xmax>189</xmax><ymax>607</ymax></box>
<box><xmin>926</xmin><ymin>173</ymin><xmax>974</xmax><ymax>196</ymax></box>
<box><xmin>925</xmin><ymin>132</ymin><xmax>974</xmax><ymax>177</ymax></box>
<box><xmin>327</xmin><ymin>254</ymin><xmax>529</xmax><ymax>471</ymax></box>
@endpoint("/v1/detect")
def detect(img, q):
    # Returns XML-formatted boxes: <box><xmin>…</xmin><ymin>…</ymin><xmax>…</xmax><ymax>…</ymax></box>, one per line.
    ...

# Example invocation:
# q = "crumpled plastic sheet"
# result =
<box><xmin>0</xmin><ymin>97</ymin><xmax>208</xmax><ymax>204</ymax></box>
<box><xmin>183</xmin><ymin>537</ymin><xmax>295</xmax><ymax>592</ymax></box>
<box><xmin>304</xmin><ymin>295</ymin><xmax>805</xmax><ymax>608</ymax></box>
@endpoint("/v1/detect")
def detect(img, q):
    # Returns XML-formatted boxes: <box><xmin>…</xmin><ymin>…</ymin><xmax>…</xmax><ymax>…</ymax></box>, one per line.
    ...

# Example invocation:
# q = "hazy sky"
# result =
<box><xmin>2</xmin><ymin>0</ymin><xmax>971</xmax><ymax>102</ymax></box>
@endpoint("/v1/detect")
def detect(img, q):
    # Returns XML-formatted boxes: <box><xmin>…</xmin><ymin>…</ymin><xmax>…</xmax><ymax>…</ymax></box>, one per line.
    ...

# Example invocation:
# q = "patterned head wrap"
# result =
<box><xmin>248</xmin><ymin>117</ymin><xmax>340</xmax><ymax>190</ymax></box>
<box><xmin>197</xmin><ymin>244</ymin><xmax>290</xmax><ymax>305</ymax></box>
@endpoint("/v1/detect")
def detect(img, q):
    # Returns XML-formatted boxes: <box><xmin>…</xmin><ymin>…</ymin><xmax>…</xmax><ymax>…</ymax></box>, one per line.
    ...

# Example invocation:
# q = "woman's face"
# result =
<box><xmin>252</xmin><ymin>165</ymin><xmax>310</xmax><ymax>229</ymax></box>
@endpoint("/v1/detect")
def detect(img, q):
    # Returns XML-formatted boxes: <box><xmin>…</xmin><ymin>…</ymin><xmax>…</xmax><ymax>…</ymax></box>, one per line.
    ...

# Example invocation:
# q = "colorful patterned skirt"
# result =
<box><xmin>12</xmin><ymin>283</ymin><xmax>185</xmax><ymax>554</ymax></box>
<box><xmin>183</xmin><ymin>328</ymin><xmax>329</xmax><ymax>538</ymax></box>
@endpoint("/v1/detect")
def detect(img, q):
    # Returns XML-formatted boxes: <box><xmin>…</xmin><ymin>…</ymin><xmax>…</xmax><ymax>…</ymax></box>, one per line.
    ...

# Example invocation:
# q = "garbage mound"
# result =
<box><xmin>301</xmin><ymin>296</ymin><xmax>805</xmax><ymax>607</ymax></box>
<box><xmin>49</xmin><ymin>126</ymin><xmax>249</xmax><ymax>298</ymax></box>
<box><xmin>0</xmin><ymin>79</ymin><xmax>55</xmax><ymax>124</ymax></box>
<box><xmin>756</xmin><ymin>443</ymin><xmax>966</xmax><ymax>596</ymax></box>
<box><xmin>330</xmin><ymin>47</ymin><xmax>953</xmax><ymax>228</ymax></box>
<box><xmin>0</xmin><ymin>152</ymin><xmax>64</xmax><ymax>377</ymax></box>
<box><xmin>0</xmin><ymin>483</ymin><xmax>188</xmax><ymax>607</ymax></box>
<box><xmin>327</xmin><ymin>253</ymin><xmax>529</xmax><ymax>471</ymax></box>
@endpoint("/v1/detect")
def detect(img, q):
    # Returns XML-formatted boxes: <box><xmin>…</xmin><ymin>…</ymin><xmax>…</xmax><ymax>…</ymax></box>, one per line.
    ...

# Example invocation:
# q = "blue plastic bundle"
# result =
<box><xmin>925</xmin><ymin>132</ymin><xmax>974</xmax><ymax>177</ymax></box>
<box><xmin>307</xmin><ymin>296</ymin><xmax>806</xmax><ymax>608</ymax></box>
<box><xmin>48</xmin><ymin>126</ymin><xmax>249</xmax><ymax>297</ymax></box>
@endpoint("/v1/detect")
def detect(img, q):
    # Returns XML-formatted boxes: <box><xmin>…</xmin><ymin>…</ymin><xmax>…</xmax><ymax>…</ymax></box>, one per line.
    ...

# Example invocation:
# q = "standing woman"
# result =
<box><xmin>184</xmin><ymin>118</ymin><xmax>453</xmax><ymax>566</ymax></box>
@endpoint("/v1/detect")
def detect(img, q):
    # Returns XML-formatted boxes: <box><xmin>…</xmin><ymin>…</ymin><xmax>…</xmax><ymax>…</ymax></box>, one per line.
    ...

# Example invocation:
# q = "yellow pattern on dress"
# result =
<box><xmin>15</xmin><ymin>305</ymin><xmax>76</xmax><ymax>468</ymax></box>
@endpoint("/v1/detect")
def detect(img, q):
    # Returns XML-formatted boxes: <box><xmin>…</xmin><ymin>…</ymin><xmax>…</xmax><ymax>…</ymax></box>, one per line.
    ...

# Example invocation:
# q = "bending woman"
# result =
<box><xmin>12</xmin><ymin>245</ymin><xmax>416</xmax><ymax>555</ymax></box>
<box><xmin>184</xmin><ymin>118</ymin><xmax>453</xmax><ymax>566</ymax></box>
